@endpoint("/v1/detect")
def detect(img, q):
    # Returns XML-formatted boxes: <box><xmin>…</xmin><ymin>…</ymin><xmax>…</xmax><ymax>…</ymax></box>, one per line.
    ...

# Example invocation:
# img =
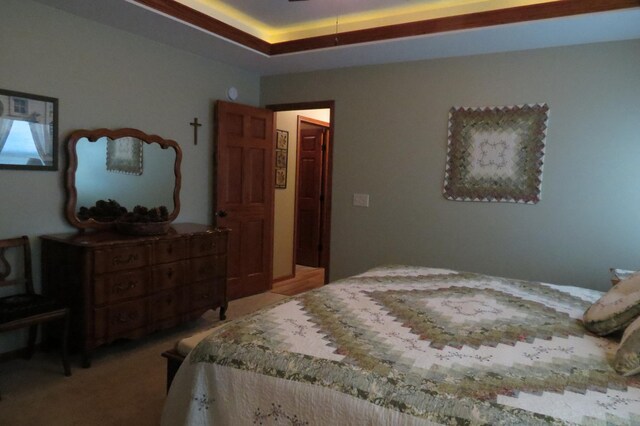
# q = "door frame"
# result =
<box><xmin>266</xmin><ymin>100</ymin><xmax>335</xmax><ymax>283</ymax></box>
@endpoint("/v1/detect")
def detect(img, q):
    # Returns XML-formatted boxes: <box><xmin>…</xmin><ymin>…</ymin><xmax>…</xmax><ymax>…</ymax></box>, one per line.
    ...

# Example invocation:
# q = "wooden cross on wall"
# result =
<box><xmin>190</xmin><ymin>117</ymin><xmax>202</xmax><ymax>145</ymax></box>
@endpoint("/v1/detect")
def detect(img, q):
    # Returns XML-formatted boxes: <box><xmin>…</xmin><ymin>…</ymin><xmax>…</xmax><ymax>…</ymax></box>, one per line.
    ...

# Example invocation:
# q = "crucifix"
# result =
<box><xmin>190</xmin><ymin>117</ymin><xmax>202</xmax><ymax>145</ymax></box>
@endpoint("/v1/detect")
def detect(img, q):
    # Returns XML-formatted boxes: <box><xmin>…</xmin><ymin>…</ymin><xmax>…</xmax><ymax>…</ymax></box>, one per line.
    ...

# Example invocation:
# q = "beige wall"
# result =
<box><xmin>262</xmin><ymin>39</ymin><xmax>640</xmax><ymax>291</ymax></box>
<box><xmin>273</xmin><ymin>109</ymin><xmax>330</xmax><ymax>279</ymax></box>
<box><xmin>0</xmin><ymin>0</ymin><xmax>260</xmax><ymax>352</ymax></box>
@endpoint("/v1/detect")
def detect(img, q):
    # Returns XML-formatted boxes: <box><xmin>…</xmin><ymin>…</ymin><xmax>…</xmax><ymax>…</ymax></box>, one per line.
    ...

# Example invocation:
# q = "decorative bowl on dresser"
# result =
<box><xmin>40</xmin><ymin>223</ymin><xmax>228</xmax><ymax>367</ymax></box>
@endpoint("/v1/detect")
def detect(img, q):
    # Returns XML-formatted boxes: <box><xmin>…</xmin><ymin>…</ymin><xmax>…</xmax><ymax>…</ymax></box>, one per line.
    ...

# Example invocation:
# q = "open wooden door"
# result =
<box><xmin>295</xmin><ymin>119</ymin><xmax>329</xmax><ymax>267</ymax></box>
<box><xmin>214</xmin><ymin>101</ymin><xmax>274</xmax><ymax>300</ymax></box>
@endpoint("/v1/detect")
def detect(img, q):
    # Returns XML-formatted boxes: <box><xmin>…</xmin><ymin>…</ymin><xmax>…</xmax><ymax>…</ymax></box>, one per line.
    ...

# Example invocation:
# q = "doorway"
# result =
<box><xmin>268</xmin><ymin>101</ymin><xmax>334</xmax><ymax>286</ymax></box>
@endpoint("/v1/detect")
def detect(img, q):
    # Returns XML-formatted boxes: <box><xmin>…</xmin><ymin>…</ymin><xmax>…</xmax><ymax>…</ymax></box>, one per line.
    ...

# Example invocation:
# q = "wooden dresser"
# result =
<box><xmin>40</xmin><ymin>223</ymin><xmax>228</xmax><ymax>367</ymax></box>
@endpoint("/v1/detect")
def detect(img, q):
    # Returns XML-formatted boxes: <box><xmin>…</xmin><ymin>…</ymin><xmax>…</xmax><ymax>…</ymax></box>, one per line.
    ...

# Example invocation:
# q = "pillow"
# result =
<box><xmin>610</xmin><ymin>268</ymin><xmax>637</xmax><ymax>285</ymax></box>
<box><xmin>583</xmin><ymin>272</ymin><xmax>640</xmax><ymax>335</ymax></box>
<box><xmin>614</xmin><ymin>315</ymin><xmax>640</xmax><ymax>376</ymax></box>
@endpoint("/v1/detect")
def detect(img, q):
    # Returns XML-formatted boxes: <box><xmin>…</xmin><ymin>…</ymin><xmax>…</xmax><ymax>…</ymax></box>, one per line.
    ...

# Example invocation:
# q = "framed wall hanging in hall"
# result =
<box><xmin>443</xmin><ymin>103</ymin><xmax>549</xmax><ymax>204</ymax></box>
<box><xmin>275</xmin><ymin>129</ymin><xmax>288</xmax><ymax>189</ymax></box>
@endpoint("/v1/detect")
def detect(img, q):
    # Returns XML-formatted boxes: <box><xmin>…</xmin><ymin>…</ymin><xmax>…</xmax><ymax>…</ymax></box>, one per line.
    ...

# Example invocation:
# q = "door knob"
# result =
<box><xmin>215</xmin><ymin>210</ymin><xmax>228</xmax><ymax>218</ymax></box>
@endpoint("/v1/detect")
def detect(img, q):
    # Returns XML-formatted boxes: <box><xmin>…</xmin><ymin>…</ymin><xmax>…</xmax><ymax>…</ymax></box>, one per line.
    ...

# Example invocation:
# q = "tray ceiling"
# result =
<box><xmin>178</xmin><ymin>0</ymin><xmax>565</xmax><ymax>42</ymax></box>
<box><xmin>32</xmin><ymin>0</ymin><xmax>640</xmax><ymax>75</ymax></box>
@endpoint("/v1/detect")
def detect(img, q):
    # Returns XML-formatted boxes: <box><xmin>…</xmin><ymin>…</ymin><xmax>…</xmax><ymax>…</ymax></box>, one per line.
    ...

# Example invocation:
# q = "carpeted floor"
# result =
<box><xmin>0</xmin><ymin>291</ymin><xmax>287</xmax><ymax>425</ymax></box>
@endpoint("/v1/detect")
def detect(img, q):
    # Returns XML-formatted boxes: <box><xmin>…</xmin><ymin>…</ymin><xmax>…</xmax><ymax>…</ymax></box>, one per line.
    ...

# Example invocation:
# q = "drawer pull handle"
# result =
<box><xmin>201</xmin><ymin>293</ymin><xmax>210</xmax><ymax>299</ymax></box>
<box><xmin>200</xmin><ymin>242</ymin><xmax>215</xmax><ymax>252</ymax></box>
<box><xmin>115</xmin><ymin>312</ymin><xmax>137</xmax><ymax>323</ymax></box>
<box><xmin>167</xmin><ymin>268</ymin><xmax>174</xmax><ymax>279</ymax></box>
<box><xmin>112</xmin><ymin>254</ymin><xmax>139</xmax><ymax>266</ymax></box>
<box><xmin>114</xmin><ymin>281</ymin><xmax>137</xmax><ymax>293</ymax></box>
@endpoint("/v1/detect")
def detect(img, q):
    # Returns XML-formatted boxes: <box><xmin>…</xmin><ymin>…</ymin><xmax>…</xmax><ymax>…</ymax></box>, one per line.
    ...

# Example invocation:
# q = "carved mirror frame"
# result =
<box><xmin>65</xmin><ymin>128</ymin><xmax>182</xmax><ymax>230</ymax></box>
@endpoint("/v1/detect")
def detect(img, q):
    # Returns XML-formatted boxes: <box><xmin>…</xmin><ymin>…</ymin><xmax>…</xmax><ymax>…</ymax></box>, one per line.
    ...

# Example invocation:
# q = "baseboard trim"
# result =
<box><xmin>273</xmin><ymin>273</ymin><xmax>295</xmax><ymax>284</ymax></box>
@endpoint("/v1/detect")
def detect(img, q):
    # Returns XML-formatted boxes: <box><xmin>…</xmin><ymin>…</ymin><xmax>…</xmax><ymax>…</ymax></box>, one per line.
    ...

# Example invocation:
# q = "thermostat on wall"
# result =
<box><xmin>227</xmin><ymin>87</ymin><xmax>238</xmax><ymax>101</ymax></box>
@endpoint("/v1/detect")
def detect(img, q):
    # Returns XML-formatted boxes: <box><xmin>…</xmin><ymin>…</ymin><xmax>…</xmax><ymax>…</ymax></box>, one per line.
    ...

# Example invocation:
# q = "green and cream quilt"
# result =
<box><xmin>162</xmin><ymin>266</ymin><xmax>640</xmax><ymax>425</ymax></box>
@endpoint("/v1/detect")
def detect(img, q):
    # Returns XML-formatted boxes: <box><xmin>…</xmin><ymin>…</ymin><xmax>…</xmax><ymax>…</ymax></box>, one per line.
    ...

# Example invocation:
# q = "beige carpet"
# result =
<box><xmin>0</xmin><ymin>291</ymin><xmax>287</xmax><ymax>426</ymax></box>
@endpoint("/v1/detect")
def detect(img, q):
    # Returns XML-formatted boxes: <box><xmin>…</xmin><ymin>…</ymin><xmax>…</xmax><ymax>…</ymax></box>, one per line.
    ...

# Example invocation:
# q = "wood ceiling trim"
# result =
<box><xmin>133</xmin><ymin>0</ymin><xmax>271</xmax><ymax>54</ymax></box>
<box><xmin>271</xmin><ymin>0</ymin><xmax>640</xmax><ymax>55</ymax></box>
<box><xmin>133</xmin><ymin>0</ymin><xmax>640</xmax><ymax>56</ymax></box>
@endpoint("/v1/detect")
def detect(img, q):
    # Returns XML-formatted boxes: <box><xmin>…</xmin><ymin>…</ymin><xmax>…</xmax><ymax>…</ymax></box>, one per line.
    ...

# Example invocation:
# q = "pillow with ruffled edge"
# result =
<box><xmin>614</xmin><ymin>315</ymin><xmax>640</xmax><ymax>376</ymax></box>
<box><xmin>583</xmin><ymin>272</ymin><xmax>640</xmax><ymax>335</ymax></box>
<box><xmin>610</xmin><ymin>268</ymin><xmax>637</xmax><ymax>285</ymax></box>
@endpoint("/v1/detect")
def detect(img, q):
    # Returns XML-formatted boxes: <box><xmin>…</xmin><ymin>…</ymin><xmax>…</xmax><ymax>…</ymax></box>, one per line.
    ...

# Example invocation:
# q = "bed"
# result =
<box><xmin>161</xmin><ymin>265</ymin><xmax>640</xmax><ymax>425</ymax></box>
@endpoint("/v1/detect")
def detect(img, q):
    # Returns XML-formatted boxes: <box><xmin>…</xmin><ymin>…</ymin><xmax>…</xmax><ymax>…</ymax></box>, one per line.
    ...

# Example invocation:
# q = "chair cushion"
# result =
<box><xmin>0</xmin><ymin>293</ymin><xmax>60</xmax><ymax>323</ymax></box>
<box><xmin>583</xmin><ymin>272</ymin><xmax>640</xmax><ymax>335</ymax></box>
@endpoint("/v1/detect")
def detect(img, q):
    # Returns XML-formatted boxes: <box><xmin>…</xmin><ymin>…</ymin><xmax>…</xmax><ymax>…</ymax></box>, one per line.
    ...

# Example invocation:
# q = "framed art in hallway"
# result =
<box><xmin>276</xmin><ymin>129</ymin><xmax>288</xmax><ymax>149</ymax></box>
<box><xmin>275</xmin><ymin>129</ymin><xmax>288</xmax><ymax>189</ymax></box>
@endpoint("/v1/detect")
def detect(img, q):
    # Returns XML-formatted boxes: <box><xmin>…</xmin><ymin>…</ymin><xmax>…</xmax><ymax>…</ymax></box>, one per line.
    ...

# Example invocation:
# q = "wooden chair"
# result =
<box><xmin>0</xmin><ymin>236</ymin><xmax>71</xmax><ymax>380</ymax></box>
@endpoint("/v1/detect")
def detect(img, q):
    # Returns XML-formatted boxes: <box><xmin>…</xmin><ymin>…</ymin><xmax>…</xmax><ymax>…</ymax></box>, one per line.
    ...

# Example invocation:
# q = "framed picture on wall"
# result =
<box><xmin>443</xmin><ymin>103</ymin><xmax>549</xmax><ymax>204</ymax></box>
<box><xmin>275</xmin><ymin>129</ymin><xmax>288</xmax><ymax>189</ymax></box>
<box><xmin>0</xmin><ymin>88</ymin><xmax>58</xmax><ymax>171</ymax></box>
<box><xmin>276</xmin><ymin>129</ymin><xmax>288</xmax><ymax>150</ymax></box>
<box><xmin>275</xmin><ymin>168</ymin><xmax>286</xmax><ymax>188</ymax></box>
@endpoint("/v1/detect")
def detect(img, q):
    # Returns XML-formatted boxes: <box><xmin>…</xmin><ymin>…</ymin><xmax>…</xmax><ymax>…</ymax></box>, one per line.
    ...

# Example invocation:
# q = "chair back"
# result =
<box><xmin>0</xmin><ymin>236</ymin><xmax>34</xmax><ymax>294</ymax></box>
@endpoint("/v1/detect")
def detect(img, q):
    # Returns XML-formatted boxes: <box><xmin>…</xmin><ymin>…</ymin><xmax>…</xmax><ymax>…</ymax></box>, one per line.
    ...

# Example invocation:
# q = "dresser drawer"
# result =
<box><xmin>187</xmin><ymin>280</ymin><xmax>221</xmax><ymax>311</ymax></box>
<box><xmin>190</xmin><ymin>233</ymin><xmax>226</xmax><ymax>257</ymax></box>
<box><xmin>94</xmin><ymin>244</ymin><xmax>151</xmax><ymax>274</ymax></box>
<box><xmin>149</xmin><ymin>289</ymin><xmax>184</xmax><ymax>322</ymax></box>
<box><xmin>94</xmin><ymin>269</ymin><xmax>149</xmax><ymax>306</ymax></box>
<box><xmin>151</xmin><ymin>261</ymin><xmax>186</xmax><ymax>292</ymax></box>
<box><xmin>154</xmin><ymin>238</ymin><xmax>188</xmax><ymax>264</ymax></box>
<box><xmin>190</xmin><ymin>255</ymin><xmax>226</xmax><ymax>282</ymax></box>
<box><xmin>94</xmin><ymin>299</ymin><xmax>147</xmax><ymax>339</ymax></box>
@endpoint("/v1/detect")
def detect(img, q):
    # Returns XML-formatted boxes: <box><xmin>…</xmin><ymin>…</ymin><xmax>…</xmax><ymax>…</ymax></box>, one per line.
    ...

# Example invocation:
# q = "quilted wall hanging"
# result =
<box><xmin>443</xmin><ymin>103</ymin><xmax>549</xmax><ymax>204</ymax></box>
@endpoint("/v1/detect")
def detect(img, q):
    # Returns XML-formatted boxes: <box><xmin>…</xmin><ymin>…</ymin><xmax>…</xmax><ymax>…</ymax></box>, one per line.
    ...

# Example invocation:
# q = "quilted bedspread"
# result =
<box><xmin>162</xmin><ymin>266</ymin><xmax>640</xmax><ymax>425</ymax></box>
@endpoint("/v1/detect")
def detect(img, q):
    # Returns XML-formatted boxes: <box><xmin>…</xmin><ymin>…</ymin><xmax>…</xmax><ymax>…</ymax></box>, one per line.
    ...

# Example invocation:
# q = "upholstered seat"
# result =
<box><xmin>0</xmin><ymin>293</ymin><xmax>62</xmax><ymax>323</ymax></box>
<box><xmin>0</xmin><ymin>236</ymin><xmax>71</xmax><ymax>396</ymax></box>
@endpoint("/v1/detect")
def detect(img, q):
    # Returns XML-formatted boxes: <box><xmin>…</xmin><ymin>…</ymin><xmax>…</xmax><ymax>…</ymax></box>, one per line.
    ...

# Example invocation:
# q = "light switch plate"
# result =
<box><xmin>353</xmin><ymin>193</ymin><xmax>370</xmax><ymax>207</ymax></box>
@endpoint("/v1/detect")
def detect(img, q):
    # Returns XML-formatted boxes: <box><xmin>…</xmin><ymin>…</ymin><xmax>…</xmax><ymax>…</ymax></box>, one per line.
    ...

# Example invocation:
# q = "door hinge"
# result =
<box><xmin>319</xmin><ymin>194</ymin><xmax>325</xmax><ymax>202</ymax></box>
<box><xmin>321</xmin><ymin>143</ymin><xmax>326</xmax><ymax>152</ymax></box>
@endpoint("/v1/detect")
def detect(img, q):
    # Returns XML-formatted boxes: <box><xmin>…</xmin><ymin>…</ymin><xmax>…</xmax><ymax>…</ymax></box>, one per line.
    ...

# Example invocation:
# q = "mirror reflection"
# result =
<box><xmin>75</xmin><ymin>137</ymin><xmax>176</xmax><ymax>217</ymax></box>
<box><xmin>65</xmin><ymin>128</ymin><xmax>182</xmax><ymax>230</ymax></box>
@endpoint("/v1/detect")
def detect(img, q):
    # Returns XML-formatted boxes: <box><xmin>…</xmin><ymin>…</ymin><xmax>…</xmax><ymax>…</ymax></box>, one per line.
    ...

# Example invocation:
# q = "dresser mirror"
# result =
<box><xmin>65</xmin><ymin>128</ymin><xmax>182</xmax><ymax>230</ymax></box>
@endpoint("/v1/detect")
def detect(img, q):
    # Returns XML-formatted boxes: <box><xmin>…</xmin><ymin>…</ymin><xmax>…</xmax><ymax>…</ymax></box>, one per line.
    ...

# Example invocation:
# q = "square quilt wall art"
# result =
<box><xmin>443</xmin><ymin>103</ymin><xmax>549</xmax><ymax>204</ymax></box>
